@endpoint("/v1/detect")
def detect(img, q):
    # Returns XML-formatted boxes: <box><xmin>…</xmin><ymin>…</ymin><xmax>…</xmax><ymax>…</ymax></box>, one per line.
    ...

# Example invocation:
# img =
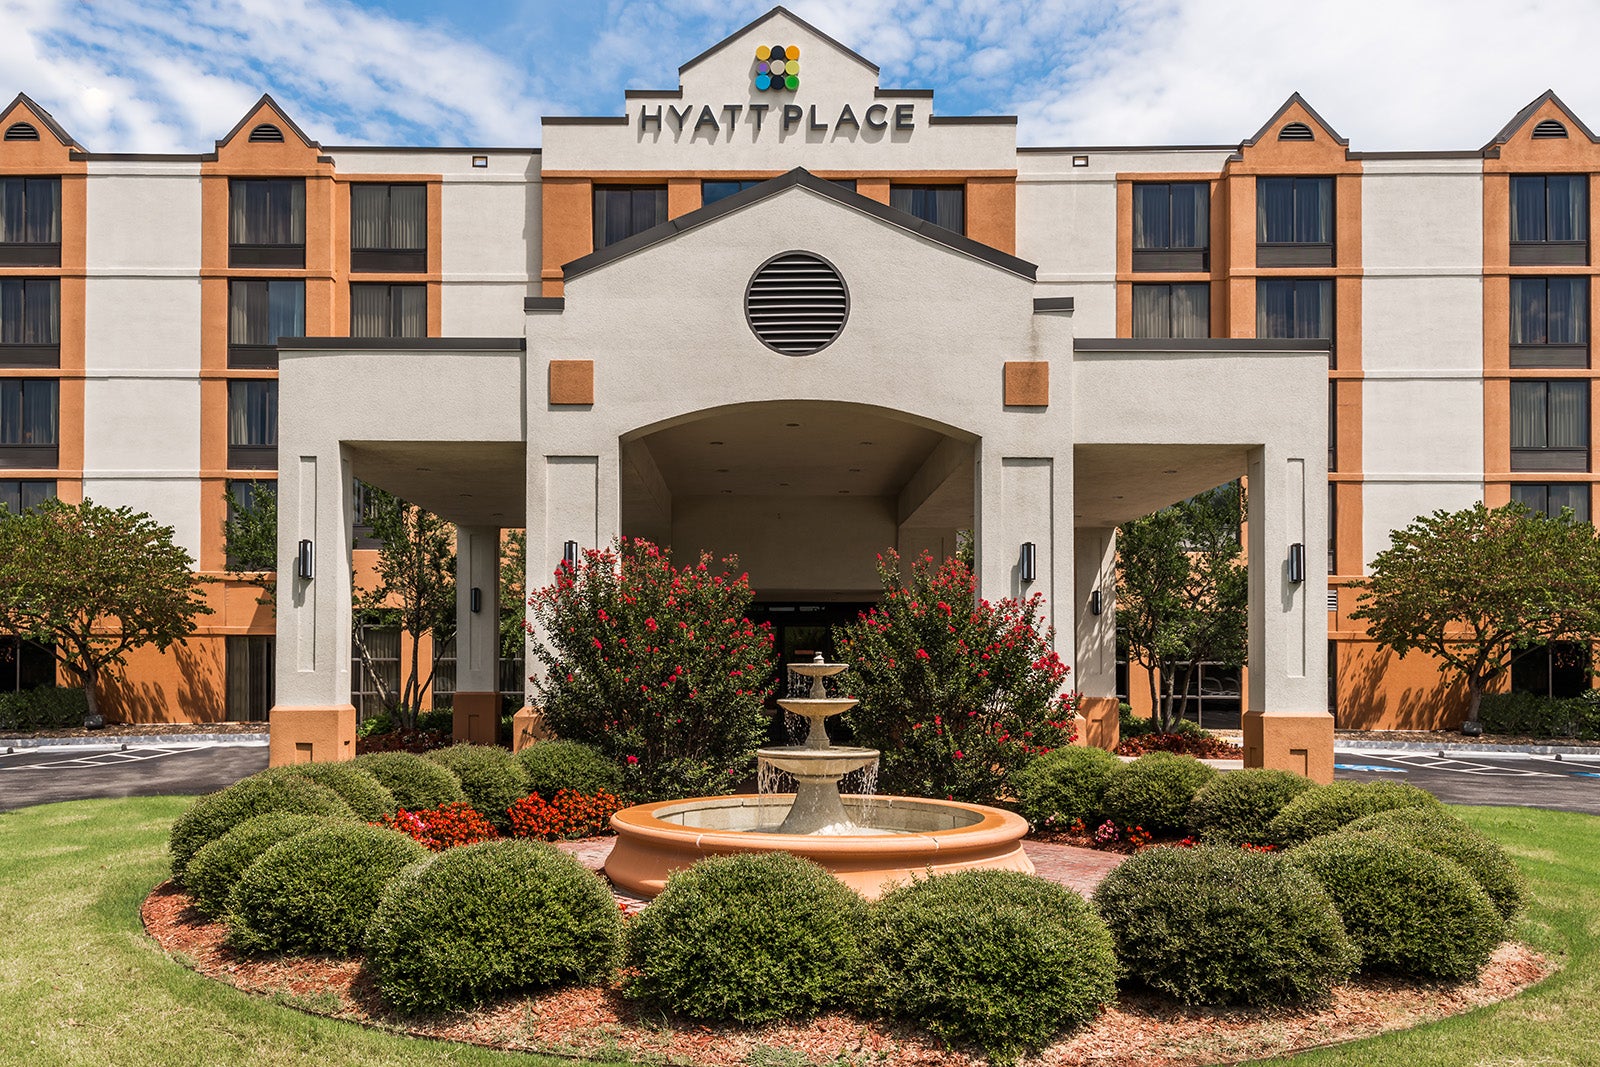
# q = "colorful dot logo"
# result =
<box><xmin>754</xmin><ymin>45</ymin><xmax>800</xmax><ymax>92</ymax></box>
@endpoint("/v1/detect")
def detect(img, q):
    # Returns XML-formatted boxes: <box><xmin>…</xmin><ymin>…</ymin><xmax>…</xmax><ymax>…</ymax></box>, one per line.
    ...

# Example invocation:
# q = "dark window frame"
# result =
<box><xmin>228</xmin><ymin>178</ymin><xmax>307</xmax><ymax>268</ymax></box>
<box><xmin>1511</xmin><ymin>482</ymin><xmax>1591</xmax><ymax>522</ymax></box>
<box><xmin>889</xmin><ymin>184</ymin><xmax>966</xmax><ymax>235</ymax></box>
<box><xmin>0</xmin><ymin>277</ymin><xmax>60</xmax><ymax>367</ymax></box>
<box><xmin>0</xmin><ymin>177</ymin><xmax>62</xmax><ymax>267</ymax></box>
<box><xmin>1256</xmin><ymin>176</ymin><xmax>1335</xmax><ymax>267</ymax></box>
<box><xmin>0</xmin><ymin>377</ymin><xmax>59</xmax><ymax>468</ymax></box>
<box><xmin>0</xmin><ymin>477</ymin><xmax>56</xmax><ymax>516</ymax></box>
<box><xmin>226</xmin><ymin>379</ymin><xmax>278</xmax><ymax>470</ymax></box>
<box><xmin>1132</xmin><ymin>182</ymin><xmax>1210</xmax><ymax>271</ymax></box>
<box><xmin>227</xmin><ymin>278</ymin><xmax>305</xmax><ymax>369</ymax></box>
<box><xmin>1510</xmin><ymin>379</ymin><xmax>1590</xmax><ymax>471</ymax></box>
<box><xmin>1130</xmin><ymin>282</ymin><xmax>1210</xmax><ymax>338</ymax></box>
<box><xmin>1510</xmin><ymin>174</ymin><xmax>1588</xmax><ymax>266</ymax></box>
<box><xmin>350</xmin><ymin>183</ymin><xmax>427</xmax><ymax>273</ymax></box>
<box><xmin>349</xmin><ymin>283</ymin><xmax>426</xmax><ymax>339</ymax></box>
<box><xmin>225</xmin><ymin>634</ymin><xmax>275</xmax><ymax>722</ymax></box>
<box><xmin>1256</xmin><ymin>278</ymin><xmax>1335</xmax><ymax>362</ymax></box>
<box><xmin>1511</xmin><ymin>276</ymin><xmax>1589</xmax><ymax>368</ymax></box>
<box><xmin>592</xmin><ymin>185</ymin><xmax>668</xmax><ymax>250</ymax></box>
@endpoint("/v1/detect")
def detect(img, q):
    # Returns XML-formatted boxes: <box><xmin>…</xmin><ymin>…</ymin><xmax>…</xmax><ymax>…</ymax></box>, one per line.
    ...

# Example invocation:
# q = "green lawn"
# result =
<box><xmin>0</xmin><ymin>798</ymin><xmax>1595</xmax><ymax>1066</ymax></box>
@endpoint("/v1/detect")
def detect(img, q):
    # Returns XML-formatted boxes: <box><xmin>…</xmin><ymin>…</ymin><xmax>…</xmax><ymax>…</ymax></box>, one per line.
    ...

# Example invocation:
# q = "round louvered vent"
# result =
<box><xmin>745</xmin><ymin>251</ymin><xmax>848</xmax><ymax>355</ymax></box>
<box><xmin>1278</xmin><ymin>121</ymin><xmax>1314</xmax><ymax>141</ymax></box>
<box><xmin>1532</xmin><ymin>119</ymin><xmax>1568</xmax><ymax>139</ymax></box>
<box><xmin>248</xmin><ymin>123</ymin><xmax>284</xmax><ymax>143</ymax></box>
<box><xmin>4</xmin><ymin>122</ymin><xmax>40</xmax><ymax>141</ymax></box>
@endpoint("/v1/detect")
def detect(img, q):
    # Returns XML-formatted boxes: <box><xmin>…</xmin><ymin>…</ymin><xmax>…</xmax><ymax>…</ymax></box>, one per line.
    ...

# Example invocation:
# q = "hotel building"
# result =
<box><xmin>1</xmin><ymin>8</ymin><xmax>1594</xmax><ymax>768</ymax></box>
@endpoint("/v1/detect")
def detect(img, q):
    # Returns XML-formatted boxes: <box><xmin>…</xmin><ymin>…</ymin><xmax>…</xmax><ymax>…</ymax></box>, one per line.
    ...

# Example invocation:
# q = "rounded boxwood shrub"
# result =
<box><xmin>226</xmin><ymin>823</ymin><xmax>427</xmax><ymax>955</ymax></box>
<box><xmin>1187</xmin><ymin>768</ymin><xmax>1315</xmax><ymax>845</ymax></box>
<box><xmin>284</xmin><ymin>762</ymin><xmax>398</xmax><ymax>820</ymax></box>
<box><xmin>1092</xmin><ymin>844</ymin><xmax>1356</xmax><ymax>1006</ymax></box>
<box><xmin>1098</xmin><ymin>753</ymin><xmax>1218</xmax><ymax>836</ymax></box>
<box><xmin>1268</xmin><ymin>781</ymin><xmax>1441</xmax><ymax>846</ymax></box>
<box><xmin>169</xmin><ymin>769</ymin><xmax>357</xmax><ymax>878</ymax></box>
<box><xmin>863</xmin><ymin>869</ymin><xmax>1117</xmax><ymax>1062</ymax></box>
<box><xmin>364</xmin><ymin>839</ymin><xmax>622</xmax><ymax>1014</ymax></box>
<box><xmin>425</xmin><ymin>744</ymin><xmax>531</xmax><ymax>831</ymax></box>
<box><xmin>183</xmin><ymin>812</ymin><xmax>327</xmax><ymax>919</ymax></box>
<box><xmin>1288</xmin><ymin>834</ymin><xmax>1502</xmax><ymax>981</ymax></box>
<box><xmin>517</xmin><ymin>739</ymin><xmax>624</xmax><ymax>800</ymax></box>
<box><xmin>352</xmin><ymin>751</ymin><xmax>468</xmax><ymax>811</ymax></box>
<box><xmin>1340</xmin><ymin>806</ymin><xmax>1527</xmax><ymax>921</ymax></box>
<box><xmin>623</xmin><ymin>853</ymin><xmax>866</xmax><ymax>1024</ymax></box>
<box><xmin>1010</xmin><ymin>746</ymin><xmax>1123</xmax><ymax>827</ymax></box>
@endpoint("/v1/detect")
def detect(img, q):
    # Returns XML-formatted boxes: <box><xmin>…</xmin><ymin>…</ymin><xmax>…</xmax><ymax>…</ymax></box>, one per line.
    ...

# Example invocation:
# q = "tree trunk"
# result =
<box><xmin>1467</xmin><ymin>681</ymin><xmax>1484</xmax><ymax>725</ymax></box>
<box><xmin>82</xmin><ymin>662</ymin><xmax>104</xmax><ymax>729</ymax></box>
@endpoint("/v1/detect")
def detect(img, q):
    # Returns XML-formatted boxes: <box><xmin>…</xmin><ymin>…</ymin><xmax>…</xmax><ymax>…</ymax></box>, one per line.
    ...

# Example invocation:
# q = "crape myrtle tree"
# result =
<box><xmin>1116</xmin><ymin>482</ymin><xmax>1248</xmax><ymax>732</ymax></box>
<box><xmin>0</xmin><ymin>498</ymin><xmax>213</xmax><ymax>726</ymax></box>
<box><xmin>1351</xmin><ymin>501</ymin><xmax>1600</xmax><ymax>725</ymax></box>
<box><xmin>833</xmin><ymin>550</ymin><xmax>1078</xmax><ymax>804</ymax></box>
<box><xmin>222</xmin><ymin>482</ymin><xmax>277</xmax><ymax>605</ymax></box>
<box><xmin>529</xmin><ymin>538</ymin><xmax>776</xmax><ymax>802</ymax></box>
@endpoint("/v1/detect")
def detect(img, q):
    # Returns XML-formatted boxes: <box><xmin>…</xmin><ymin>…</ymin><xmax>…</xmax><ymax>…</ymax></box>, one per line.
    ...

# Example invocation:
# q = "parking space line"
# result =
<box><xmin>0</xmin><ymin>745</ymin><xmax>209</xmax><ymax>771</ymax></box>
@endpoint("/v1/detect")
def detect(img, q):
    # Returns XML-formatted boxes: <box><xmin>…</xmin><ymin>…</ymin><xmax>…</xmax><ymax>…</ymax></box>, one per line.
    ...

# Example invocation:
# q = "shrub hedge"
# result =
<box><xmin>284</xmin><ymin>762</ymin><xmax>397</xmax><ymax>820</ymax></box>
<box><xmin>1092</xmin><ymin>844</ymin><xmax>1356</xmax><ymax>1006</ymax></box>
<box><xmin>623</xmin><ymin>853</ymin><xmax>866</xmax><ymax>1024</ymax></box>
<box><xmin>182</xmin><ymin>813</ymin><xmax>327</xmax><ymax>919</ymax></box>
<box><xmin>863</xmin><ymin>869</ymin><xmax>1117</xmax><ymax>1063</ymax></box>
<box><xmin>0</xmin><ymin>686</ymin><xmax>88</xmax><ymax>731</ymax></box>
<box><xmin>1340</xmin><ymin>806</ymin><xmax>1527</xmax><ymax>921</ymax></box>
<box><xmin>1187</xmin><ymin>769</ymin><xmax>1315</xmax><ymax>845</ymax></box>
<box><xmin>365</xmin><ymin>839</ymin><xmax>623</xmax><ymax>1014</ymax></box>
<box><xmin>1267</xmin><ymin>781</ymin><xmax>1441</xmax><ymax>847</ymax></box>
<box><xmin>425</xmin><ymin>745</ymin><xmax>531</xmax><ymax>832</ymax></box>
<box><xmin>1288</xmin><ymin>834</ymin><xmax>1503</xmax><ymax>981</ymax></box>
<box><xmin>169</xmin><ymin>769</ymin><xmax>357</xmax><ymax>878</ymax></box>
<box><xmin>1011</xmin><ymin>746</ymin><xmax>1122</xmax><ymax>828</ymax></box>
<box><xmin>352</xmin><ymin>751</ymin><xmax>468</xmax><ymax>811</ymax></box>
<box><xmin>1479</xmin><ymin>690</ymin><xmax>1600</xmax><ymax>740</ymax></box>
<box><xmin>517</xmin><ymin>739</ymin><xmax>625</xmax><ymax>800</ymax></box>
<box><xmin>1098</xmin><ymin>753</ymin><xmax>1218</xmax><ymax>836</ymax></box>
<box><xmin>225</xmin><ymin>823</ymin><xmax>427</xmax><ymax>956</ymax></box>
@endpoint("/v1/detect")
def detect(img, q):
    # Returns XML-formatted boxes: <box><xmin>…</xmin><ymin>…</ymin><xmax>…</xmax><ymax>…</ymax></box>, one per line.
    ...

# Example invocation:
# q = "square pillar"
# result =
<box><xmin>452</xmin><ymin>524</ymin><xmax>503</xmax><ymax>746</ymax></box>
<box><xmin>1073</xmin><ymin>526</ymin><xmax>1120</xmax><ymax>750</ymax></box>
<box><xmin>1243</xmin><ymin>445</ymin><xmax>1334</xmax><ymax>783</ymax></box>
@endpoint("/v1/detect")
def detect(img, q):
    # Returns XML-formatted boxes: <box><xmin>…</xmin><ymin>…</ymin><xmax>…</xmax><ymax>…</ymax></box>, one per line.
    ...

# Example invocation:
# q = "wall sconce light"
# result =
<box><xmin>296</xmin><ymin>539</ymin><xmax>315</xmax><ymax>580</ymax></box>
<box><xmin>1019</xmin><ymin>541</ymin><xmax>1037</xmax><ymax>584</ymax></box>
<box><xmin>470</xmin><ymin>587</ymin><xmax>482</xmax><ymax>614</ymax></box>
<box><xmin>1288</xmin><ymin>542</ymin><xmax>1306</xmax><ymax>584</ymax></box>
<box><xmin>1090</xmin><ymin>589</ymin><xmax>1102</xmax><ymax>616</ymax></box>
<box><xmin>563</xmin><ymin>540</ymin><xmax>579</xmax><ymax>567</ymax></box>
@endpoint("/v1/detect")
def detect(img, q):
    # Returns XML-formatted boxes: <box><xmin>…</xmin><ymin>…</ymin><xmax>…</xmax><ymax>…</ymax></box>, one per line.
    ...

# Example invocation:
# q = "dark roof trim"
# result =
<box><xmin>1349</xmin><ymin>150</ymin><xmax>1484</xmax><ymax>160</ymax></box>
<box><xmin>216</xmin><ymin>94</ymin><xmax>320</xmax><ymax>151</ymax></box>
<box><xmin>1074</xmin><ymin>338</ymin><xmax>1331</xmax><ymax>353</ymax></box>
<box><xmin>877</xmin><ymin>88</ymin><xmax>934</xmax><ymax>98</ymax></box>
<box><xmin>1016</xmin><ymin>144</ymin><xmax>1236</xmax><ymax>154</ymax></box>
<box><xmin>324</xmin><ymin>144</ymin><xmax>541</xmax><ymax>154</ymax></box>
<box><xmin>279</xmin><ymin>337</ymin><xmax>526</xmax><ymax>352</ymax></box>
<box><xmin>542</xmin><ymin>116</ymin><xmax>628</xmax><ymax>126</ymax></box>
<box><xmin>563</xmin><ymin>167</ymin><xmax>1037</xmax><ymax>282</ymax></box>
<box><xmin>4</xmin><ymin>92</ymin><xmax>83</xmax><ymax>149</ymax></box>
<box><xmin>929</xmin><ymin>115</ymin><xmax>1017</xmax><ymax>127</ymax></box>
<box><xmin>1484</xmin><ymin>89</ymin><xmax>1600</xmax><ymax>148</ymax></box>
<box><xmin>625</xmin><ymin>89</ymin><xmax>685</xmax><ymax>100</ymax></box>
<box><xmin>524</xmin><ymin>297</ymin><xmax>566</xmax><ymax>312</ymax></box>
<box><xmin>69</xmin><ymin>151</ymin><xmax>210</xmax><ymax>162</ymax></box>
<box><xmin>679</xmin><ymin>5</ymin><xmax>880</xmax><ymax>77</ymax></box>
<box><xmin>1033</xmin><ymin>298</ymin><xmax>1075</xmax><ymax>313</ymax></box>
<box><xmin>1243</xmin><ymin>93</ymin><xmax>1349</xmax><ymax>148</ymax></box>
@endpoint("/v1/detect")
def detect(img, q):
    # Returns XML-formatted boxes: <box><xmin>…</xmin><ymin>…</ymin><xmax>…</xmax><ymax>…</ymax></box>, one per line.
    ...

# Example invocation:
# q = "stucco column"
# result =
<box><xmin>451</xmin><ymin>524</ymin><xmax>501</xmax><ymax>746</ymax></box>
<box><xmin>975</xmin><ymin>443</ymin><xmax>1073</xmax><ymax>665</ymax></box>
<box><xmin>1243</xmin><ymin>444</ymin><xmax>1333</xmax><ymax>782</ymax></box>
<box><xmin>268</xmin><ymin>442</ymin><xmax>357</xmax><ymax>765</ymax></box>
<box><xmin>1072</xmin><ymin>525</ymin><xmax>1119</xmax><ymax>750</ymax></box>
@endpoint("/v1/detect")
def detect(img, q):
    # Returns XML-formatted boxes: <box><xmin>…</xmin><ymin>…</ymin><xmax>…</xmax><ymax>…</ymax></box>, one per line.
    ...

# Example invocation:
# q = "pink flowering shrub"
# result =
<box><xmin>834</xmin><ymin>551</ymin><xmax>1077</xmax><ymax>804</ymax></box>
<box><xmin>529</xmin><ymin>538</ymin><xmax>776</xmax><ymax>802</ymax></box>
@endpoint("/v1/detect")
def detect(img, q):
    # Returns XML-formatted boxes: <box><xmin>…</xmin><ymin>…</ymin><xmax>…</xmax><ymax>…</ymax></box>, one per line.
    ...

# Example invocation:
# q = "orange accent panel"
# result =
<box><xmin>667</xmin><ymin>178</ymin><xmax>700</xmax><ymax>219</ymax></box>
<box><xmin>269</xmin><ymin>706</ymin><xmax>358</xmax><ymax>765</ymax></box>
<box><xmin>99</xmin><ymin>637</ymin><xmax>227</xmax><ymax>724</ymax></box>
<box><xmin>965</xmin><ymin>176</ymin><xmax>1016</xmax><ymax>255</ymax></box>
<box><xmin>1076</xmin><ymin>696</ymin><xmax>1119</xmax><ymax>751</ymax></box>
<box><xmin>855</xmin><ymin>178</ymin><xmax>890</xmax><ymax>205</ymax></box>
<box><xmin>1242</xmin><ymin>711</ymin><xmax>1334</xmax><ymax>784</ymax></box>
<box><xmin>452</xmin><ymin>692</ymin><xmax>502</xmax><ymax>746</ymax></box>
<box><xmin>511</xmin><ymin>707</ymin><xmax>549</xmax><ymax>751</ymax></box>
<box><xmin>1335</xmin><ymin>640</ymin><xmax>1470</xmax><ymax>730</ymax></box>
<box><xmin>549</xmin><ymin>359</ymin><xmax>595</xmax><ymax>405</ymax></box>
<box><xmin>1485</xmin><ymin>98</ymin><xmax>1600</xmax><ymax>174</ymax></box>
<box><xmin>1003</xmin><ymin>361</ymin><xmax>1048</xmax><ymax>407</ymax></box>
<box><xmin>541</xmin><ymin>178</ymin><xmax>593</xmax><ymax>297</ymax></box>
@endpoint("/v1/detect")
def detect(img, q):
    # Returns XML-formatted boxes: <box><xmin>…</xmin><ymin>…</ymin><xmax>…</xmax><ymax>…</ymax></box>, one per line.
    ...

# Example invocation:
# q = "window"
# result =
<box><xmin>351</xmin><ymin>478</ymin><xmax>385</xmax><ymax>549</ymax></box>
<box><xmin>0</xmin><ymin>278</ymin><xmax>59</xmax><ymax>366</ymax></box>
<box><xmin>0</xmin><ymin>636</ymin><xmax>56</xmax><ymax>692</ymax></box>
<box><xmin>227</xmin><ymin>380</ymin><xmax>277</xmax><ymax>470</ymax></box>
<box><xmin>0</xmin><ymin>378</ymin><xmax>58</xmax><ymax>467</ymax></box>
<box><xmin>499</xmin><ymin>652</ymin><xmax>527</xmax><ymax>713</ymax></box>
<box><xmin>0</xmin><ymin>478</ymin><xmax>55</xmax><ymax>516</ymax></box>
<box><xmin>703</xmin><ymin>180</ymin><xmax>761</xmax><ymax>206</ymax></box>
<box><xmin>1132</xmin><ymin>182</ymin><xmax>1209</xmax><ymax>270</ymax></box>
<box><xmin>1512</xmin><ymin>641</ymin><xmax>1591</xmax><ymax>699</ymax></box>
<box><xmin>225</xmin><ymin>635</ymin><xmax>274</xmax><ymax>722</ymax></box>
<box><xmin>1329</xmin><ymin>383</ymin><xmax>1338</xmax><ymax>472</ymax></box>
<box><xmin>1511</xmin><ymin>175</ymin><xmax>1587</xmax><ymax>265</ymax></box>
<box><xmin>1510</xmin><ymin>380</ymin><xmax>1589</xmax><ymax>471</ymax></box>
<box><xmin>890</xmin><ymin>185</ymin><xmax>964</xmax><ymax>234</ymax></box>
<box><xmin>1257</xmin><ymin>278</ymin><xmax>1333</xmax><ymax>345</ymax></box>
<box><xmin>1328</xmin><ymin>483</ymin><xmax>1338</xmax><ymax>573</ymax></box>
<box><xmin>432</xmin><ymin>635</ymin><xmax>456</xmax><ymax>711</ymax></box>
<box><xmin>350</xmin><ymin>183</ymin><xmax>426</xmax><ymax>272</ymax></box>
<box><xmin>1131</xmin><ymin>283</ymin><xmax>1209</xmax><ymax>338</ymax></box>
<box><xmin>0</xmin><ymin>177</ymin><xmax>61</xmax><ymax>266</ymax></box>
<box><xmin>1256</xmin><ymin>176</ymin><xmax>1333</xmax><ymax>266</ymax></box>
<box><xmin>593</xmin><ymin>186</ymin><xmax>667</xmax><ymax>249</ymax></box>
<box><xmin>350</xmin><ymin>283</ymin><xmax>425</xmax><ymax>339</ymax></box>
<box><xmin>1511</xmin><ymin>483</ymin><xmax>1590</xmax><ymax>522</ymax></box>
<box><xmin>224</xmin><ymin>479</ymin><xmax>276</xmax><ymax>568</ymax></box>
<box><xmin>228</xmin><ymin>179</ymin><xmax>306</xmax><ymax>267</ymax></box>
<box><xmin>1511</xmin><ymin>277</ymin><xmax>1588</xmax><ymax>367</ymax></box>
<box><xmin>227</xmin><ymin>279</ymin><xmax>304</xmax><ymax>369</ymax></box>
<box><xmin>352</xmin><ymin>624</ymin><xmax>400</xmax><ymax>719</ymax></box>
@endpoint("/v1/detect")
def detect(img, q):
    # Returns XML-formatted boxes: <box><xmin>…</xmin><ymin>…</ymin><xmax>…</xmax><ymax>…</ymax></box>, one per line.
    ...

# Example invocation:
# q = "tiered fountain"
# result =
<box><xmin>605</xmin><ymin>656</ymin><xmax>1034</xmax><ymax>899</ymax></box>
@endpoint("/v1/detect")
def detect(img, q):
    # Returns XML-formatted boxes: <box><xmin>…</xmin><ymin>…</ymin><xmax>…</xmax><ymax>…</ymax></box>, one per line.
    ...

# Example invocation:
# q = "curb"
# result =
<box><xmin>1334</xmin><ymin>739</ymin><xmax>1600</xmax><ymax>757</ymax></box>
<box><xmin>0</xmin><ymin>733</ymin><xmax>269</xmax><ymax>751</ymax></box>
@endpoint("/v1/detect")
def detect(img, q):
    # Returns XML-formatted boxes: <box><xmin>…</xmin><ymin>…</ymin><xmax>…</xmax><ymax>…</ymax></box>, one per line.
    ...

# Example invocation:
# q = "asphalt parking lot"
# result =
<box><xmin>1334</xmin><ymin>749</ymin><xmax>1600</xmax><ymax>815</ymax></box>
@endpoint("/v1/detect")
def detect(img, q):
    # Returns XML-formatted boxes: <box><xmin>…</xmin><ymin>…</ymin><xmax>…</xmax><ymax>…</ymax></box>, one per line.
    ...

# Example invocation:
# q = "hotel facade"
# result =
<box><xmin>2</xmin><ymin>8</ymin><xmax>1594</xmax><ymax>768</ymax></box>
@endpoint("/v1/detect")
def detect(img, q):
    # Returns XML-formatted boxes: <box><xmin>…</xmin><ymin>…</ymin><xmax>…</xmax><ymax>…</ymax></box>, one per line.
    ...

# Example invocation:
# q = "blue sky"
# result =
<box><xmin>6</xmin><ymin>0</ymin><xmax>1599</xmax><ymax>153</ymax></box>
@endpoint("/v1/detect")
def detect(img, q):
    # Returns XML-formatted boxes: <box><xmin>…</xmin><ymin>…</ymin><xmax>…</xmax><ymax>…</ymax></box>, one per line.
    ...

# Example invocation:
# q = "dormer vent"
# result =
<box><xmin>1532</xmin><ymin>119</ymin><xmax>1568</xmax><ymax>139</ymax></box>
<box><xmin>1278</xmin><ymin>122</ymin><xmax>1314</xmax><ymax>141</ymax></box>
<box><xmin>248</xmin><ymin>123</ymin><xmax>285</xmax><ymax>143</ymax></box>
<box><xmin>4</xmin><ymin>122</ymin><xmax>40</xmax><ymax>141</ymax></box>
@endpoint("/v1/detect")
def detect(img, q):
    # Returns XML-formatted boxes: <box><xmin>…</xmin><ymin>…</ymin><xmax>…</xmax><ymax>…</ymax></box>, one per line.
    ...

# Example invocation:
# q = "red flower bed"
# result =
<box><xmin>1117</xmin><ymin>733</ymin><xmax>1244</xmax><ymax>759</ymax></box>
<box><xmin>508</xmin><ymin>789</ymin><xmax>625</xmax><ymax>841</ymax></box>
<box><xmin>376</xmin><ymin>802</ymin><xmax>499</xmax><ymax>851</ymax></box>
<box><xmin>356</xmin><ymin>727</ymin><xmax>451</xmax><ymax>755</ymax></box>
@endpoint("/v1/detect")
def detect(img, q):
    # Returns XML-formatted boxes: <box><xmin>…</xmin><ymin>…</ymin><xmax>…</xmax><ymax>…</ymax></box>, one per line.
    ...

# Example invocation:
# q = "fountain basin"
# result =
<box><xmin>756</xmin><ymin>745</ymin><xmax>879</xmax><ymax>779</ymax></box>
<box><xmin>605</xmin><ymin>794</ymin><xmax>1034</xmax><ymax>900</ymax></box>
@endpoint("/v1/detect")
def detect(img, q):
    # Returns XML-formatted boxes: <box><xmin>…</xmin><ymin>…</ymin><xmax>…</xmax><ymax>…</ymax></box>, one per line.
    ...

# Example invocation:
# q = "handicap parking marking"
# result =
<box><xmin>0</xmin><ymin>745</ymin><xmax>210</xmax><ymax>771</ymax></box>
<box><xmin>1334</xmin><ymin>763</ymin><xmax>1409</xmax><ymax>773</ymax></box>
<box><xmin>1570</xmin><ymin>771</ymin><xmax>1600</xmax><ymax>779</ymax></box>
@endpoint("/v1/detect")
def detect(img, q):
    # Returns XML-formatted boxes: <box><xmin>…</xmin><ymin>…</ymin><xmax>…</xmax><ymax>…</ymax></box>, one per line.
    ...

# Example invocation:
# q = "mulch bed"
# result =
<box><xmin>141</xmin><ymin>876</ymin><xmax>1554</xmax><ymax>1066</ymax></box>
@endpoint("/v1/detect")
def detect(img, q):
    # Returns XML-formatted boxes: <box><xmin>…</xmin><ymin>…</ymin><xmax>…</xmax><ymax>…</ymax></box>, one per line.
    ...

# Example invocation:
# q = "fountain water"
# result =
<box><xmin>755</xmin><ymin>655</ymin><xmax>880</xmax><ymax>835</ymax></box>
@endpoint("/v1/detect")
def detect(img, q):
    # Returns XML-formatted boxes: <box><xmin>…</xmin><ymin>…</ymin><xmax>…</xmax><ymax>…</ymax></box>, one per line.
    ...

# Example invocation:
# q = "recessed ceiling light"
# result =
<box><xmin>721</xmin><ymin>489</ymin><xmax>733</xmax><ymax>494</ymax></box>
<box><xmin>778</xmin><ymin>482</ymin><xmax>790</xmax><ymax>487</ymax></box>
<box><xmin>416</xmin><ymin>466</ymin><xmax>432</xmax><ymax>472</ymax></box>
<box><xmin>716</xmin><ymin>468</ymin><xmax>730</xmax><ymax>473</ymax></box>
<box><xmin>786</xmin><ymin>422</ymin><xmax>801</xmax><ymax>428</ymax></box>
<box><xmin>1113</xmin><ymin>495</ymin><xmax>1124</xmax><ymax>500</ymax></box>
<box><xmin>709</xmin><ymin>440</ymin><xmax>724</xmax><ymax>445</ymax></box>
<box><xmin>848</xmin><ymin>467</ymin><xmax>862</xmax><ymax>473</ymax></box>
<box><xmin>859</xmin><ymin>440</ymin><xmax>872</xmax><ymax>445</ymax></box>
<box><xmin>838</xmin><ymin>489</ymin><xmax>850</xmax><ymax>494</ymax></box>
<box><xmin>1163</xmin><ymin>469</ymin><xmax>1178</xmax><ymax>474</ymax></box>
